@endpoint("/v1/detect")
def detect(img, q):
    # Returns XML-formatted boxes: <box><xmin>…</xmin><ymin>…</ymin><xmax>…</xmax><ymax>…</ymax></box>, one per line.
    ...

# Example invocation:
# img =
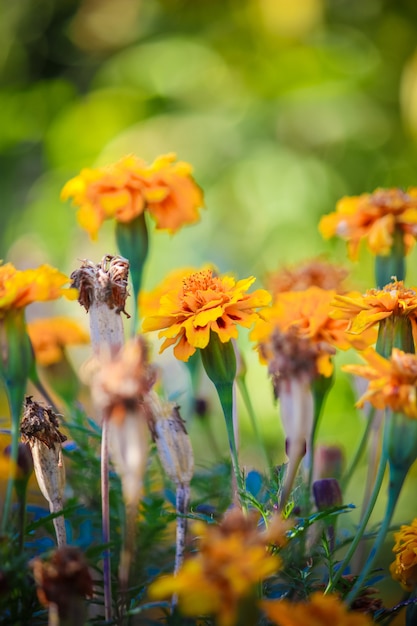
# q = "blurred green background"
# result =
<box><xmin>2</xmin><ymin>0</ymin><xmax>417</xmax><ymax>600</ymax></box>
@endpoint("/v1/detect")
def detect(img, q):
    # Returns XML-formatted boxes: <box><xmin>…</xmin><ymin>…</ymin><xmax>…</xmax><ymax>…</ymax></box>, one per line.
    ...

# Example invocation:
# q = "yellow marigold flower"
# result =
<box><xmin>252</xmin><ymin>287</ymin><xmax>376</xmax><ymax>377</ymax></box>
<box><xmin>319</xmin><ymin>187</ymin><xmax>417</xmax><ymax>259</ymax></box>
<box><xmin>142</xmin><ymin>268</ymin><xmax>271</xmax><ymax>362</ymax></box>
<box><xmin>265</xmin><ymin>258</ymin><xmax>349</xmax><ymax>295</ymax></box>
<box><xmin>261</xmin><ymin>592</ymin><xmax>373</xmax><ymax>626</ymax></box>
<box><xmin>149</xmin><ymin>508</ymin><xmax>281</xmax><ymax>626</ymax></box>
<box><xmin>27</xmin><ymin>317</ymin><xmax>90</xmax><ymax>366</ymax></box>
<box><xmin>390</xmin><ymin>518</ymin><xmax>417</xmax><ymax>590</ymax></box>
<box><xmin>331</xmin><ymin>280</ymin><xmax>417</xmax><ymax>337</ymax></box>
<box><xmin>0</xmin><ymin>263</ymin><xmax>76</xmax><ymax>315</ymax></box>
<box><xmin>139</xmin><ymin>266</ymin><xmax>200</xmax><ymax>317</ymax></box>
<box><xmin>61</xmin><ymin>153</ymin><xmax>204</xmax><ymax>240</ymax></box>
<box><xmin>343</xmin><ymin>347</ymin><xmax>417</xmax><ymax>418</ymax></box>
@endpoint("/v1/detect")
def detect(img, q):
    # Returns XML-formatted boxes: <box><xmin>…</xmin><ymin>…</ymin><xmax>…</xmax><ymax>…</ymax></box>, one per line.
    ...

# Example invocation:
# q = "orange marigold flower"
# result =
<box><xmin>265</xmin><ymin>258</ymin><xmax>349</xmax><ymax>295</ymax></box>
<box><xmin>139</xmin><ymin>266</ymin><xmax>200</xmax><ymax>318</ymax></box>
<box><xmin>28</xmin><ymin>317</ymin><xmax>90</xmax><ymax>367</ymax></box>
<box><xmin>343</xmin><ymin>348</ymin><xmax>417</xmax><ymax>418</ymax></box>
<box><xmin>390</xmin><ymin>518</ymin><xmax>417</xmax><ymax>590</ymax></box>
<box><xmin>61</xmin><ymin>153</ymin><xmax>204</xmax><ymax>240</ymax></box>
<box><xmin>149</xmin><ymin>508</ymin><xmax>281</xmax><ymax>626</ymax></box>
<box><xmin>319</xmin><ymin>187</ymin><xmax>417</xmax><ymax>260</ymax></box>
<box><xmin>0</xmin><ymin>263</ymin><xmax>75</xmax><ymax>315</ymax></box>
<box><xmin>261</xmin><ymin>592</ymin><xmax>373</xmax><ymax>626</ymax></box>
<box><xmin>331</xmin><ymin>280</ymin><xmax>417</xmax><ymax>338</ymax></box>
<box><xmin>251</xmin><ymin>287</ymin><xmax>376</xmax><ymax>377</ymax></box>
<box><xmin>141</xmin><ymin>268</ymin><xmax>271</xmax><ymax>362</ymax></box>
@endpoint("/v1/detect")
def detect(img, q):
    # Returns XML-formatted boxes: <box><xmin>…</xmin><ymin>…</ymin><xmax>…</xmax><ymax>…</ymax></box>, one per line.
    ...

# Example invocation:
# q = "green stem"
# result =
<box><xmin>1</xmin><ymin>385</ymin><xmax>24</xmax><ymax>533</ymax></box>
<box><xmin>115</xmin><ymin>214</ymin><xmax>149</xmax><ymax>336</ymax></box>
<box><xmin>215</xmin><ymin>381</ymin><xmax>245</xmax><ymax>503</ymax></box>
<box><xmin>325</xmin><ymin>447</ymin><xmax>387</xmax><ymax>594</ymax></box>
<box><xmin>237</xmin><ymin>376</ymin><xmax>270</xmax><ymax>470</ymax></box>
<box><xmin>345</xmin><ymin>465</ymin><xmax>405</xmax><ymax>605</ymax></box>
<box><xmin>375</xmin><ymin>226</ymin><xmax>406</xmax><ymax>288</ymax></box>
<box><xmin>341</xmin><ymin>408</ymin><xmax>376</xmax><ymax>491</ymax></box>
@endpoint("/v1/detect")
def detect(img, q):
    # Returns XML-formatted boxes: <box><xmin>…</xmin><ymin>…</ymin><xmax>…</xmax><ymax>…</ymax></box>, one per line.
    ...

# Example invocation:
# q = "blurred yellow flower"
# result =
<box><xmin>28</xmin><ymin>317</ymin><xmax>90</xmax><ymax>366</ymax></box>
<box><xmin>343</xmin><ymin>348</ymin><xmax>417</xmax><ymax>418</ymax></box>
<box><xmin>142</xmin><ymin>268</ymin><xmax>271</xmax><ymax>361</ymax></box>
<box><xmin>265</xmin><ymin>258</ymin><xmax>348</xmax><ymax>295</ymax></box>
<box><xmin>319</xmin><ymin>188</ymin><xmax>417</xmax><ymax>260</ymax></box>
<box><xmin>149</xmin><ymin>508</ymin><xmax>281</xmax><ymax>626</ymax></box>
<box><xmin>390</xmin><ymin>518</ymin><xmax>417</xmax><ymax>590</ymax></box>
<box><xmin>61</xmin><ymin>153</ymin><xmax>204</xmax><ymax>239</ymax></box>
<box><xmin>251</xmin><ymin>287</ymin><xmax>375</xmax><ymax>377</ymax></box>
<box><xmin>261</xmin><ymin>592</ymin><xmax>373</xmax><ymax>626</ymax></box>
<box><xmin>331</xmin><ymin>280</ymin><xmax>417</xmax><ymax>337</ymax></box>
<box><xmin>0</xmin><ymin>263</ymin><xmax>75</xmax><ymax>315</ymax></box>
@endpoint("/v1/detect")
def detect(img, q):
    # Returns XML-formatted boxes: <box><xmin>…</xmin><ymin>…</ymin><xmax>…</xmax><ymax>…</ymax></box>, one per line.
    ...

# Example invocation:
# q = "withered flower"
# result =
<box><xmin>71</xmin><ymin>255</ymin><xmax>130</xmax><ymax>356</ymax></box>
<box><xmin>31</xmin><ymin>546</ymin><xmax>93</xmax><ymax>623</ymax></box>
<box><xmin>20</xmin><ymin>397</ymin><xmax>67</xmax><ymax>546</ymax></box>
<box><xmin>150</xmin><ymin>396</ymin><xmax>194</xmax><ymax>580</ymax></box>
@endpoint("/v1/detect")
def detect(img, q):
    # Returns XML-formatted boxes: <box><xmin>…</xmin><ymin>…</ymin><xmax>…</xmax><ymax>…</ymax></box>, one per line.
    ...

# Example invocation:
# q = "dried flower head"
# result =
<box><xmin>28</xmin><ymin>316</ymin><xmax>90</xmax><ymax>366</ymax></box>
<box><xmin>31</xmin><ymin>546</ymin><xmax>93</xmax><ymax>618</ymax></box>
<box><xmin>20</xmin><ymin>397</ymin><xmax>67</xmax><ymax>545</ymax></box>
<box><xmin>390</xmin><ymin>518</ymin><xmax>417</xmax><ymax>589</ymax></box>
<box><xmin>150</xmin><ymin>396</ymin><xmax>194</xmax><ymax>486</ymax></box>
<box><xmin>61</xmin><ymin>153</ymin><xmax>204</xmax><ymax>239</ymax></box>
<box><xmin>252</xmin><ymin>287</ymin><xmax>376</xmax><ymax>378</ymax></box>
<box><xmin>71</xmin><ymin>255</ymin><xmax>130</xmax><ymax>315</ymax></box>
<box><xmin>150</xmin><ymin>507</ymin><xmax>280</xmax><ymax>626</ymax></box>
<box><xmin>319</xmin><ymin>187</ymin><xmax>417</xmax><ymax>259</ymax></box>
<box><xmin>265</xmin><ymin>258</ymin><xmax>349</xmax><ymax>295</ymax></box>
<box><xmin>142</xmin><ymin>268</ymin><xmax>271</xmax><ymax>361</ymax></box>
<box><xmin>71</xmin><ymin>255</ymin><xmax>130</xmax><ymax>356</ymax></box>
<box><xmin>92</xmin><ymin>336</ymin><xmax>156</xmax><ymax>507</ymax></box>
<box><xmin>343</xmin><ymin>348</ymin><xmax>417</xmax><ymax>418</ymax></box>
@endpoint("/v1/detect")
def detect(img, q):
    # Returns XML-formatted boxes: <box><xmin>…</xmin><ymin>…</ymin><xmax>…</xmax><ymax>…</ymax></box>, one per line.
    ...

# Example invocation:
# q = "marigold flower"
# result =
<box><xmin>261</xmin><ymin>592</ymin><xmax>373</xmax><ymax>626</ymax></box>
<box><xmin>319</xmin><ymin>187</ymin><xmax>417</xmax><ymax>260</ymax></box>
<box><xmin>28</xmin><ymin>317</ymin><xmax>90</xmax><ymax>367</ymax></box>
<box><xmin>61</xmin><ymin>153</ymin><xmax>204</xmax><ymax>239</ymax></box>
<box><xmin>252</xmin><ymin>287</ymin><xmax>375</xmax><ymax>377</ymax></box>
<box><xmin>265</xmin><ymin>258</ymin><xmax>349</xmax><ymax>295</ymax></box>
<box><xmin>331</xmin><ymin>280</ymin><xmax>417</xmax><ymax>337</ymax></box>
<box><xmin>0</xmin><ymin>262</ymin><xmax>75</xmax><ymax>314</ymax></box>
<box><xmin>142</xmin><ymin>268</ymin><xmax>271</xmax><ymax>362</ymax></box>
<box><xmin>390</xmin><ymin>518</ymin><xmax>417</xmax><ymax>589</ymax></box>
<box><xmin>343</xmin><ymin>348</ymin><xmax>417</xmax><ymax>418</ymax></box>
<box><xmin>149</xmin><ymin>508</ymin><xmax>281</xmax><ymax>626</ymax></box>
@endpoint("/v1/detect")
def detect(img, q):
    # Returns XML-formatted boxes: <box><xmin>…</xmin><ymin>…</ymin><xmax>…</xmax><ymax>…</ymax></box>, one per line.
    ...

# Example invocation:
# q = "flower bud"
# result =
<box><xmin>312</xmin><ymin>478</ymin><xmax>343</xmax><ymax>511</ymax></box>
<box><xmin>151</xmin><ymin>396</ymin><xmax>194</xmax><ymax>486</ymax></box>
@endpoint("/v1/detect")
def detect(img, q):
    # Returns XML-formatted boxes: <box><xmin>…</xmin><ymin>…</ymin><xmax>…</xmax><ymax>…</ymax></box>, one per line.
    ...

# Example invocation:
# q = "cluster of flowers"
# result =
<box><xmin>2</xmin><ymin>153</ymin><xmax>417</xmax><ymax>625</ymax></box>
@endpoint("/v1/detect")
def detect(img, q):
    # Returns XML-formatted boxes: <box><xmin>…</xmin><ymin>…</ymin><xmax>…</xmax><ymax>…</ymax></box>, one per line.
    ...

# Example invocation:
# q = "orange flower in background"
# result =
<box><xmin>331</xmin><ymin>280</ymin><xmax>417</xmax><ymax>337</ymax></box>
<box><xmin>319</xmin><ymin>187</ymin><xmax>417</xmax><ymax>260</ymax></box>
<box><xmin>0</xmin><ymin>263</ymin><xmax>76</xmax><ymax>315</ymax></box>
<box><xmin>251</xmin><ymin>287</ymin><xmax>376</xmax><ymax>377</ymax></box>
<box><xmin>149</xmin><ymin>508</ymin><xmax>281</xmax><ymax>626</ymax></box>
<box><xmin>390</xmin><ymin>518</ymin><xmax>417</xmax><ymax>590</ymax></box>
<box><xmin>28</xmin><ymin>317</ymin><xmax>90</xmax><ymax>366</ymax></box>
<box><xmin>265</xmin><ymin>258</ymin><xmax>349</xmax><ymax>295</ymax></box>
<box><xmin>61</xmin><ymin>153</ymin><xmax>204</xmax><ymax>239</ymax></box>
<box><xmin>343</xmin><ymin>348</ymin><xmax>417</xmax><ymax>418</ymax></box>
<box><xmin>142</xmin><ymin>268</ymin><xmax>271</xmax><ymax>361</ymax></box>
<box><xmin>261</xmin><ymin>592</ymin><xmax>373</xmax><ymax>626</ymax></box>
